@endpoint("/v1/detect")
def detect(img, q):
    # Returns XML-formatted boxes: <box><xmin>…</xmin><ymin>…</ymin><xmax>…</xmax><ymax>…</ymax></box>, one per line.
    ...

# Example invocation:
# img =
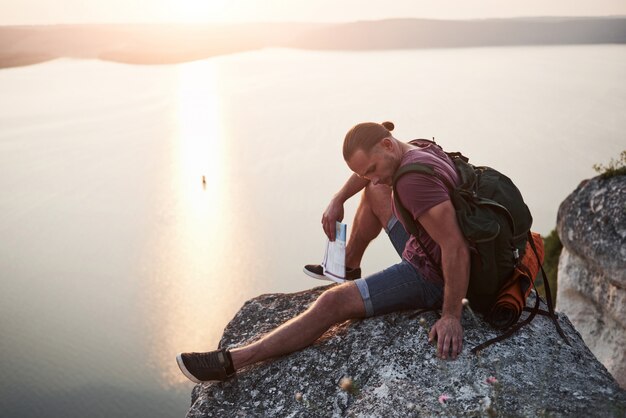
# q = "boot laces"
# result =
<box><xmin>197</xmin><ymin>351</ymin><xmax>223</xmax><ymax>370</ymax></box>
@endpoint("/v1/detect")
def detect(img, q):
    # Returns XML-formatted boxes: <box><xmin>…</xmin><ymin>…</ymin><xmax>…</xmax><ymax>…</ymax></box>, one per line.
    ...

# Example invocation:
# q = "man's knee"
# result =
<box><xmin>363</xmin><ymin>183</ymin><xmax>393</xmax><ymax>227</ymax></box>
<box><xmin>314</xmin><ymin>283</ymin><xmax>366</xmax><ymax>321</ymax></box>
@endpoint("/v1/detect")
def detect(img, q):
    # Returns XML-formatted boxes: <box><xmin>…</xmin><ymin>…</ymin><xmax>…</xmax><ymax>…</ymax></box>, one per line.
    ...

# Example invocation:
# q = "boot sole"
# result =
<box><xmin>176</xmin><ymin>354</ymin><xmax>202</xmax><ymax>384</ymax></box>
<box><xmin>302</xmin><ymin>267</ymin><xmax>346</xmax><ymax>284</ymax></box>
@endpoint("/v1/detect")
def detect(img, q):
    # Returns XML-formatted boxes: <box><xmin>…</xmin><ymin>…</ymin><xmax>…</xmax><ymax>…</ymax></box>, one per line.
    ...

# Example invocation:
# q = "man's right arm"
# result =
<box><xmin>322</xmin><ymin>173</ymin><xmax>370</xmax><ymax>240</ymax></box>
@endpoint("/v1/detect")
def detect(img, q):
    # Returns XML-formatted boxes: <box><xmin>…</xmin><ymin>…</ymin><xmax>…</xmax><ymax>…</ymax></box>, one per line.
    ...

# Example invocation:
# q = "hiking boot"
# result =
<box><xmin>303</xmin><ymin>264</ymin><xmax>362</xmax><ymax>282</ymax></box>
<box><xmin>176</xmin><ymin>349</ymin><xmax>235</xmax><ymax>383</ymax></box>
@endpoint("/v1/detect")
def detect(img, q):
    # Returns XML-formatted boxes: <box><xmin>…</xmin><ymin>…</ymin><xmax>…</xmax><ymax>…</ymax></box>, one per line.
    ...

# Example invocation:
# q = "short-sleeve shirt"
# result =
<box><xmin>392</xmin><ymin>140</ymin><xmax>461</xmax><ymax>285</ymax></box>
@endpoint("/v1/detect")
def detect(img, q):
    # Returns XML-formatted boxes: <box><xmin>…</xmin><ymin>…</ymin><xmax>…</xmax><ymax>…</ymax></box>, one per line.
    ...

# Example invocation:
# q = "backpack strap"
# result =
<box><xmin>393</xmin><ymin>162</ymin><xmax>457</xmax><ymax>192</ymax></box>
<box><xmin>471</xmin><ymin>281</ymin><xmax>542</xmax><ymax>353</ymax></box>
<box><xmin>392</xmin><ymin>163</ymin><xmax>453</xmax><ymax>276</ymax></box>
<box><xmin>472</xmin><ymin>231</ymin><xmax>570</xmax><ymax>353</ymax></box>
<box><xmin>527</xmin><ymin>231</ymin><xmax>570</xmax><ymax>344</ymax></box>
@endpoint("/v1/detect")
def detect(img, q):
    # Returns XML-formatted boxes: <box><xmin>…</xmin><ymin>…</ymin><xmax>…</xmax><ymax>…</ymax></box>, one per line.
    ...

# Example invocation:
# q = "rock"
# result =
<box><xmin>185</xmin><ymin>286</ymin><xmax>626</xmax><ymax>417</ymax></box>
<box><xmin>556</xmin><ymin>174</ymin><xmax>626</xmax><ymax>388</ymax></box>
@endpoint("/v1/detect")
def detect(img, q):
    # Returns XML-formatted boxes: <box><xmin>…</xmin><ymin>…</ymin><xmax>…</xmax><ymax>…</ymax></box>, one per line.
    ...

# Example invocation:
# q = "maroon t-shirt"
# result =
<box><xmin>392</xmin><ymin>140</ymin><xmax>461</xmax><ymax>285</ymax></box>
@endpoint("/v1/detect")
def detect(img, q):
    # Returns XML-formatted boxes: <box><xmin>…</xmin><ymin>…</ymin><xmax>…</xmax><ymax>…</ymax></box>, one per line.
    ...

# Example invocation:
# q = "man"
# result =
<box><xmin>177</xmin><ymin>121</ymin><xmax>470</xmax><ymax>384</ymax></box>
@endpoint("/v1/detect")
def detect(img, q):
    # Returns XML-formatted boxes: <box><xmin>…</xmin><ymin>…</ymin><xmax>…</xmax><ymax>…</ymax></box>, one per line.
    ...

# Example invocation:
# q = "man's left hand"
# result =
<box><xmin>428</xmin><ymin>316</ymin><xmax>464</xmax><ymax>360</ymax></box>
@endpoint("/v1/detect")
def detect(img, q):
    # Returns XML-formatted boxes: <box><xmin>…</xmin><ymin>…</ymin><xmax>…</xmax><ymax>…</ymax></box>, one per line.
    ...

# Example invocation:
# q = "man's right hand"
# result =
<box><xmin>320</xmin><ymin>173</ymin><xmax>369</xmax><ymax>240</ymax></box>
<box><xmin>321</xmin><ymin>198</ymin><xmax>344</xmax><ymax>241</ymax></box>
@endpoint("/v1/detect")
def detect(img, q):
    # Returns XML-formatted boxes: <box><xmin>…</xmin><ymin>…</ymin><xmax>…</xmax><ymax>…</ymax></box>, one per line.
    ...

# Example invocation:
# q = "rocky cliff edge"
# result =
<box><xmin>557</xmin><ymin>173</ymin><xmax>626</xmax><ymax>388</ymax></box>
<box><xmin>185</xmin><ymin>286</ymin><xmax>626</xmax><ymax>417</ymax></box>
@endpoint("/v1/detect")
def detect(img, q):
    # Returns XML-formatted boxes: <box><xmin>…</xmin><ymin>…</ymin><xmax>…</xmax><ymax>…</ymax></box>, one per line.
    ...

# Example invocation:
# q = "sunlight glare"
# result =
<box><xmin>147</xmin><ymin>59</ymin><xmax>232</xmax><ymax>386</ymax></box>
<box><xmin>177</xmin><ymin>59</ymin><xmax>224</xmax><ymax>217</ymax></box>
<box><xmin>172</xmin><ymin>0</ymin><xmax>229</xmax><ymax>23</ymax></box>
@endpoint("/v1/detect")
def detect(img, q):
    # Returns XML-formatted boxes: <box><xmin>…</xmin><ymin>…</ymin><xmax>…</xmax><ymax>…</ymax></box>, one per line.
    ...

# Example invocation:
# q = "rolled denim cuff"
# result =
<box><xmin>385</xmin><ymin>214</ymin><xmax>399</xmax><ymax>234</ymax></box>
<box><xmin>354</xmin><ymin>278</ymin><xmax>374</xmax><ymax>317</ymax></box>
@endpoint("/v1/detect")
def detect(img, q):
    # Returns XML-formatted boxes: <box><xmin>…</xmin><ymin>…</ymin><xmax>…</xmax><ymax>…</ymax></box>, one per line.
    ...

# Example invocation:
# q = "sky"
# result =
<box><xmin>1</xmin><ymin>0</ymin><xmax>625</xmax><ymax>25</ymax></box>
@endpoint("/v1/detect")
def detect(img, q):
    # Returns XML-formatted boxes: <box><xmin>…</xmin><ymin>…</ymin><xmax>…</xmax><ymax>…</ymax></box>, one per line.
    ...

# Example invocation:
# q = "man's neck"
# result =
<box><xmin>399</xmin><ymin>141</ymin><xmax>417</xmax><ymax>156</ymax></box>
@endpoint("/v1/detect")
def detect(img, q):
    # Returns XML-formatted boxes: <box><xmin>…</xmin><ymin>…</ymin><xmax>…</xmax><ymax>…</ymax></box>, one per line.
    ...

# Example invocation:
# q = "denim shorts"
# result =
<box><xmin>354</xmin><ymin>216</ymin><xmax>444</xmax><ymax>317</ymax></box>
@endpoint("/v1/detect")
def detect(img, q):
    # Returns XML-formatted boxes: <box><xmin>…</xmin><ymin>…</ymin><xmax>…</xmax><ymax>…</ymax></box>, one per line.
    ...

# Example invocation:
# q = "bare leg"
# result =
<box><xmin>230</xmin><ymin>282</ymin><xmax>365</xmax><ymax>370</ymax></box>
<box><xmin>345</xmin><ymin>183</ymin><xmax>394</xmax><ymax>269</ymax></box>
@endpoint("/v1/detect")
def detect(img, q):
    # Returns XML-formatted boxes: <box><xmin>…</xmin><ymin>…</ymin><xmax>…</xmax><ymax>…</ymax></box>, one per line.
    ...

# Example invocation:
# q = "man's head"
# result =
<box><xmin>343</xmin><ymin>121</ymin><xmax>402</xmax><ymax>187</ymax></box>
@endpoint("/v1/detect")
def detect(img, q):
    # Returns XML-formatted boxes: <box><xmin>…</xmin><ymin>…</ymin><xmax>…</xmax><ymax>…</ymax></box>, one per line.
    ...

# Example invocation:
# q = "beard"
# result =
<box><xmin>383</xmin><ymin>154</ymin><xmax>401</xmax><ymax>186</ymax></box>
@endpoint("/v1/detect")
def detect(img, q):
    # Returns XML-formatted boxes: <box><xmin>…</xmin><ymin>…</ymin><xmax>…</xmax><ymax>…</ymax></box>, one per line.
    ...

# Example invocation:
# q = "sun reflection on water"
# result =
<box><xmin>143</xmin><ymin>60</ymin><xmax>238</xmax><ymax>386</ymax></box>
<box><xmin>177</xmin><ymin>61</ymin><xmax>224</xmax><ymax>217</ymax></box>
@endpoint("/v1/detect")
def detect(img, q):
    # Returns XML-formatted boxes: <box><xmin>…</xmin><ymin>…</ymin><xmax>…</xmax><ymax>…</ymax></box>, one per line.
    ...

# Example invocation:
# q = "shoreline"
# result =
<box><xmin>2</xmin><ymin>17</ymin><xmax>625</xmax><ymax>69</ymax></box>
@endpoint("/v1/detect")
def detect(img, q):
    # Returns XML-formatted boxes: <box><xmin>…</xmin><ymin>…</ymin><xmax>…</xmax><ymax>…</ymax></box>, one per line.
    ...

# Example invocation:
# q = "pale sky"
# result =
<box><xmin>1</xmin><ymin>0</ymin><xmax>625</xmax><ymax>25</ymax></box>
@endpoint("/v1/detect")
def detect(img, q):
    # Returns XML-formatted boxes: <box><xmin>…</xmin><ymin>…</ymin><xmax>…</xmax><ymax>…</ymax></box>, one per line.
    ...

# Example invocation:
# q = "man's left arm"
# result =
<box><xmin>418</xmin><ymin>200</ymin><xmax>470</xmax><ymax>360</ymax></box>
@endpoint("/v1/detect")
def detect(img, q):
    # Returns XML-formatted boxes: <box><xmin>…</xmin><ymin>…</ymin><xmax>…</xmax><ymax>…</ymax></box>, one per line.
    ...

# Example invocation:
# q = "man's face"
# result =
<box><xmin>347</xmin><ymin>139</ymin><xmax>399</xmax><ymax>187</ymax></box>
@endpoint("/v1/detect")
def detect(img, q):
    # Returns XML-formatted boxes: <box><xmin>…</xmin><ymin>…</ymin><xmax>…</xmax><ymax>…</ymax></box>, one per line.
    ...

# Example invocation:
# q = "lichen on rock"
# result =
<box><xmin>557</xmin><ymin>173</ymin><xmax>626</xmax><ymax>389</ymax></box>
<box><xmin>185</xmin><ymin>286</ymin><xmax>626</xmax><ymax>417</ymax></box>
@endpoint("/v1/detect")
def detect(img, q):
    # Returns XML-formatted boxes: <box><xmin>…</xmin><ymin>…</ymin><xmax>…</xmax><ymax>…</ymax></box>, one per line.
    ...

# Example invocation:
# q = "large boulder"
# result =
<box><xmin>185</xmin><ymin>286</ymin><xmax>625</xmax><ymax>417</ymax></box>
<box><xmin>557</xmin><ymin>174</ymin><xmax>626</xmax><ymax>388</ymax></box>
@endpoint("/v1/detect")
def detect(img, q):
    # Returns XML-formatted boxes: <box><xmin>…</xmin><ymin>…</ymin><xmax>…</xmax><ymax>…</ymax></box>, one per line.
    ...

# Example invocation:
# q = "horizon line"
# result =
<box><xmin>2</xmin><ymin>14</ymin><xmax>626</xmax><ymax>28</ymax></box>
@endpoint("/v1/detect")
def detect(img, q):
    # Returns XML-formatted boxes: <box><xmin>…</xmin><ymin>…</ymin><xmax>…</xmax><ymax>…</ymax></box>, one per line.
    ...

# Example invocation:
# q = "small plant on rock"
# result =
<box><xmin>593</xmin><ymin>150</ymin><xmax>626</xmax><ymax>179</ymax></box>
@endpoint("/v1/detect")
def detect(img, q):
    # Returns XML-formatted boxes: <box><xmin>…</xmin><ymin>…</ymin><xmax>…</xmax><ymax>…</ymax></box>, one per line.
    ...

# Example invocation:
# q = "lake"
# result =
<box><xmin>0</xmin><ymin>45</ymin><xmax>624</xmax><ymax>417</ymax></box>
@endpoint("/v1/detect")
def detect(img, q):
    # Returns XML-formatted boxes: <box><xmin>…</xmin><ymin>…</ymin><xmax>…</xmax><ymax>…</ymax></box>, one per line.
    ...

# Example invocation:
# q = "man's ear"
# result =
<box><xmin>380</xmin><ymin>137</ymin><xmax>393</xmax><ymax>150</ymax></box>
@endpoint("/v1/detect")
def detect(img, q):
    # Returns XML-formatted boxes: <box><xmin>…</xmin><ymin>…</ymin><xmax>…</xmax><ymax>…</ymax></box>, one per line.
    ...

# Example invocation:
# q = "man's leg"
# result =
<box><xmin>345</xmin><ymin>183</ymin><xmax>393</xmax><ymax>270</ymax></box>
<box><xmin>177</xmin><ymin>282</ymin><xmax>367</xmax><ymax>382</ymax></box>
<box><xmin>230</xmin><ymin>282</ymin><xmax>365</xmax><ymax>370</ymax></box>
<box><xmin>227</xmin><ymin>187</ymin><xmax>393</xmax><ymax>370</ymax></box>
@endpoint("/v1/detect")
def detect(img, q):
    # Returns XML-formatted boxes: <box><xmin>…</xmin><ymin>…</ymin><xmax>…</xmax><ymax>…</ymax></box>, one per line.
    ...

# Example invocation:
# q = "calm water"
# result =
<box><xmin>0</xmin><ymin>45</ymin><xmax>624</xmax><ymax>417</ymax></box>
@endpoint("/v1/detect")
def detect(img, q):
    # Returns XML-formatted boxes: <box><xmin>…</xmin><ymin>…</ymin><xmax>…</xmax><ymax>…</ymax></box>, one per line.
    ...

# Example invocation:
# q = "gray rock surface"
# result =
<box><xmin>557</xmin><ymin>174</ymin><xmax>626</xmax><ymax>388</ymax></box>
<box><xmin>186</xmin><ymin>286</ymin><xmax>626</xmax><ymax>417</ymax></box>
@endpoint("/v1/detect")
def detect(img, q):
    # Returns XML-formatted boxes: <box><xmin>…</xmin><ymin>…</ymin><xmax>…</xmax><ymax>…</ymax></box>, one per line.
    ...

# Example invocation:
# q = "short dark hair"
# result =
<box><xmin>343</xmin><ymin>121</ymin><xmax>395</xmax><ymax>161</ymax></box>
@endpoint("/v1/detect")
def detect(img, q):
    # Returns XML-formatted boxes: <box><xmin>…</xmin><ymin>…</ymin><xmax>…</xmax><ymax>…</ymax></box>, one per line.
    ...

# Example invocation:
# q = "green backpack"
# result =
<box><xmin>393</xmin><ymin>140</ymin><xmax>568</xmax><ymax>351</ymax></box>
<box><xmin>393</xmin><ymin>146</ymin><xmax>532</xmax><ymax>313</ymax></box>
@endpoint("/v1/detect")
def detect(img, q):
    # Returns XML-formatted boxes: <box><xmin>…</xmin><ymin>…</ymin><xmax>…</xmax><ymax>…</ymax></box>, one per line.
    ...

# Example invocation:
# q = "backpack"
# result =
<box><xmin>392</xmin><ymin>139</ymin><xmax>568</xmax><ymax>352</ymax></box>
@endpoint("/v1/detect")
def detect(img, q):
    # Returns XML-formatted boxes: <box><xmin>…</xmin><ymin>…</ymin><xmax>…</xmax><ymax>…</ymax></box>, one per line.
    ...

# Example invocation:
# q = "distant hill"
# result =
<box><xmin>287</xmin><ymin>17</ymin><xmax>626</xmax><ymax>50</ymax></box>
<box><xmin>1</xmin><ymin>17</ymin><xmax>624</xmax><ymax>68</ymax></box>
<box><xmin>0</xmin><ymin>23</ymin><xmax>326</xmax><ymax>68</ymax></box>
